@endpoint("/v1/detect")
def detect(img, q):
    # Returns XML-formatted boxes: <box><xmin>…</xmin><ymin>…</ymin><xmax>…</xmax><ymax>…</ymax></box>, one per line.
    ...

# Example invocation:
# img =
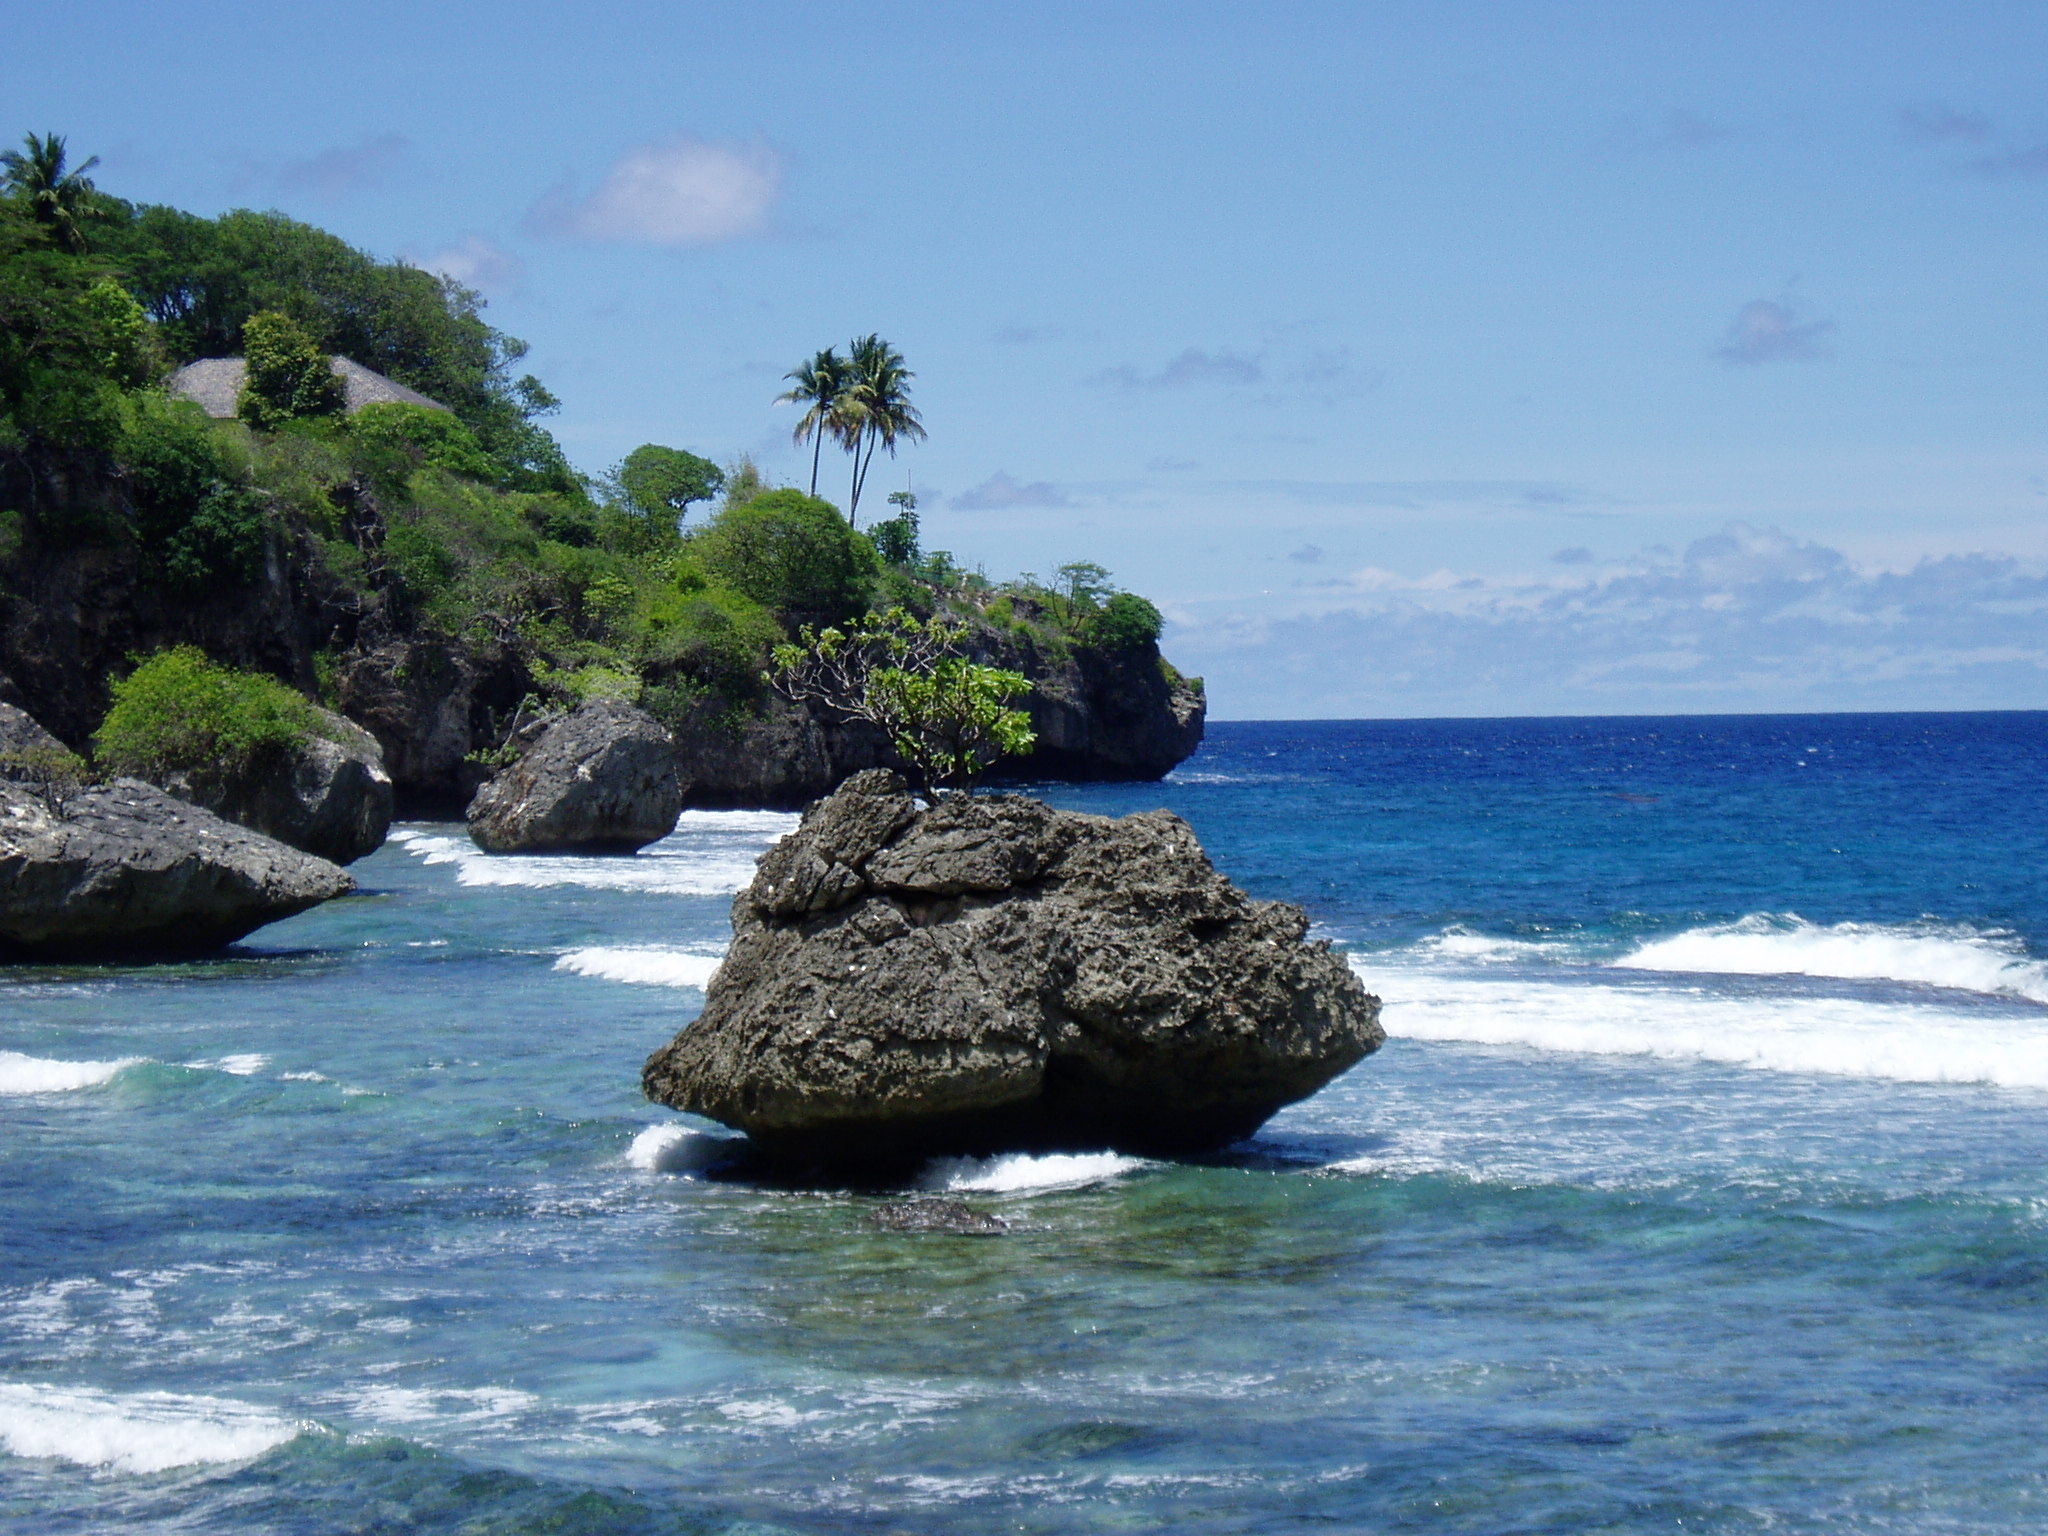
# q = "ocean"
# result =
<box><xmin>3</xmin><ymin>712</ymin><xmax>2045</xmax><ymax>1534</ymax></box>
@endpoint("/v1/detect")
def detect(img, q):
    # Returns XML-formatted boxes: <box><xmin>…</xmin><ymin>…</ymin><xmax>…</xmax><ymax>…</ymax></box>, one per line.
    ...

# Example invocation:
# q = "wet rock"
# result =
<box><xmin>642</xmin><ymin>771</ymin><xmax>1382</xmax><ymax>1167</ymax></box>
<box><xmin>0</xmin><ymin>777</ymin><xmax>354</xmax><ymax>959</ymax></box>
<box><xmin>466</xmin><ymin>699</ymin><xmax>683</xmax><ymax>854</ymax></box>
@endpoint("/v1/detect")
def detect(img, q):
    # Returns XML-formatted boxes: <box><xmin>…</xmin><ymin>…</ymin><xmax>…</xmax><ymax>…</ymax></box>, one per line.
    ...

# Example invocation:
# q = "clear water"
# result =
<box><xmin>4</xmin><ymin>713</ymin><xmax>2047</xmax><ymax>1534</ymax></box>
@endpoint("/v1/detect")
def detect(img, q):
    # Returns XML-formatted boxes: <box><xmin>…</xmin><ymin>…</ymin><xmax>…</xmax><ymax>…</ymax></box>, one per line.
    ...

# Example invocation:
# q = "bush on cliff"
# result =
<box><xmin>1088</xmin><ymin>591</ymin><xmax>1163</xmax><ymax>650</ymax></box>
<box><xmin>119</xmin><ymin>395</ymin><xmax>268</xmax><ymax>586</ymax></box>
<box><xmin>692</xmin><ymin>490</ymin><xmax>879</xmax><ymax>621</ymax></box>
<box><xmin>95</xmin><ymin>646</ymin><xmax>324</xmax><ymax>776</ymax></box>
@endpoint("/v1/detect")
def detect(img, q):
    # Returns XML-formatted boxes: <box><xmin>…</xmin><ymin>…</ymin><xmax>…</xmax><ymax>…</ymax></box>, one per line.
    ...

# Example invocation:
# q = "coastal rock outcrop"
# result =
<box><xmin>0</xmin><ymin>777</ymin><xmax>355</xmax><ymax>959</ymax></box>
<box><xmin>466</xmin><ymin>699</ymin><xmax>684</xmax><ymax>854</ymax></box>
<box><xmin>642</xmin><ymin>770</ymin><xmax>1381</xmax><ymax>1166</ymax></box>
<box><xmin>156</xmin><ymin>708</ymin><xmax>393</xmax><ymax>865</ymax></box>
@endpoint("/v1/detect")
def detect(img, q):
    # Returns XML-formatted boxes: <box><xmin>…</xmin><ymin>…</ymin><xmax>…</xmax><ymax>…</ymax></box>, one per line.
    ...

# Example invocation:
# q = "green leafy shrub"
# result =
<box><xmin>869</xmin><ymin>512</ymin><xmax>919</xmax><ymax>566</ymax></box>
<box><xmin>618</xmin><ymin>444</ymin><xmax>723</xmax><ymax>529</ymax></box>
<box><xmin>348</xmin><ymin>402</ymin><xmax>495</xmax><ymax>482</ymax></box>
<box><xmin>642</xmin><ymin>584</ymin><xmax>781</xmax><ymax>699</ymax></box>
<box><xmin>95</xmin><ymin>646</ymin><xmax>324</xmax><ymax>775</ymax></box>
<box><xmin>1088</xmin><ymin>591</ymin><xmax>1163</xmax><ymax>650</ymax></box>
<box><xmin>119</xmin><ymin>396</ymin><xmax>268</xmax><ymax>585</ymax></box>
<box><xmin>237</xmin><ymin>311</ymin><xmax>343</xmax><ymax>430</ymax></box>
<box><xmin>692</xmin><ymin>489</ymin><xmax>878</xmax><ymax>619</ymax></box>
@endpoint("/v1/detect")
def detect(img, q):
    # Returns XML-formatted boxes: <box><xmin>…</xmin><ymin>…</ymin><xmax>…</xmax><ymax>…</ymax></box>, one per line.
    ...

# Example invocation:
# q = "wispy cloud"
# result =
<box><xmin>1224</xmin><ymin>479</ymin><xmax>1593</xmax><ymax>510</ymax></box>
<box><xmin>411</xmin><ymin>235</ymin><xmax>523</xmax><ymax>297</ymax></box>
<box><xmin>269</xmin><ymin>134</ymin><xmax>408</xmax><ymax>201</ymax></box>
<box><xmin>529</xmin><ymin>137</ymin><xmax>783</xmax><ymax>246</ymax></box>
<box><xmin>1287</xmin><ymin>544</ymin><xmax>1325</xmax><ymax>565</ymax></box>
<box><xmin>1599</xmin><ymin>109</ymin><xmax>1734</xmax><ymax>153</ymax></box>
<box><xmin>1171</xmin><ymin>524</ymin><xmax>2048</xmax><ymax>715</ymax></box>
<box><xmin>1552</xmin><ymin>546</ymin><xmax>1595</xmax><ymax>565</ymax></box>
<box><xmin>1963</xmin><ymin>144</ymin><xmax>2048</xmax><ymax>179</ymax></box>
<box><xmin>1715</xmin><ymin>298</ymin><xmax>1834</xmax><ymax>364</ymax></box>
<box><xmin>951</xmin><ymin>473</ymin><xmax>1073</xmax><ymax>511</ymax></box>
<box><xmin>1897</xmin><ymin>103</ymin><xmax>1994</xmax><ymax>144</ymax></box>
<box><xmin>1093</xmin><ymin>347</ymin><xmax>1264</xmax><ymax>391</ymax></box>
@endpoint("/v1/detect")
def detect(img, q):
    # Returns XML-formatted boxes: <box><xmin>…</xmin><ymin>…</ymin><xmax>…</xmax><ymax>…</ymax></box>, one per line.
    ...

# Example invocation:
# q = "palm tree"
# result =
<box><xmin>774</xmin><ymin>347</ymin><xmax>850</xmax><ymax>498</ymax></box>
<box><xmin>841</xmin><ymin>334</ymin><xmax>925</xmax><ymax>525</ymax></box>
<box><xmin>0</xmin><ymin>132</ymin><xmax>101</xmax><ymax>253</ymax></box>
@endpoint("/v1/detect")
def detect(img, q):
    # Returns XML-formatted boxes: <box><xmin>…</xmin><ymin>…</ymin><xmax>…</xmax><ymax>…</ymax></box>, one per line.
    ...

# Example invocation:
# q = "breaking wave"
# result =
<box><xmin>555</xmin><ymin>947</ymin><xmax>723</xmax><ymax>990</ymax></box>
<box><xmin>0</xmin><ymin>1382</ymin><xmax>300</xmax><ymax>1474</ymax></box>
<box><xmin>391</xmin><ymin>809</ymin><xmax>796</xmax><ymax>897</ymax></box>
<box><xmin>0</xmin><ymin>1050</ymin><xmax>140</xmax><ymax>1095</ymax></box>
<box><xmin>918</xmin><ymin>1151</ymin><xmax>1147</xmax><ymax>1194</ymax></box>
<box><xmin>1613</xmin><ymin>915</ymin><xmax>2048</xmax><ymax>1002</ymax></box>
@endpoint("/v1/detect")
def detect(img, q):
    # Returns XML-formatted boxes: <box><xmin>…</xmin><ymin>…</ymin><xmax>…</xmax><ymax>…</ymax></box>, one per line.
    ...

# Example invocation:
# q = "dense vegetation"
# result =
<box><xmin>95</xmin><ymin>645</ymin><xmax>329</xmax><ymax>776</ymax></box>
<box><xmin>0</xmin><ymin>133</ymin><xmax>1193</xmax><ymax>757</ymax></box>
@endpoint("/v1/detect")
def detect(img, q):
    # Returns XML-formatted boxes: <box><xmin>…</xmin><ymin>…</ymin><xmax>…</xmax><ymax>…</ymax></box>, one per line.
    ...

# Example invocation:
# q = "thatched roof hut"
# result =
<box><xmin>167</xmin><ymin>356</ymin><xmax>452</xmax><ymax>419</ymax></box>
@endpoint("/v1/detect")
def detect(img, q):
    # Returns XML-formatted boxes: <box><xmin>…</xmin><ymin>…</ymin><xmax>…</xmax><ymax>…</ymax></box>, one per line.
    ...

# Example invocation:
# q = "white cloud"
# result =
<box><xmin>530</xmin><ymin>137</ymin><xmax>782</xmax><ymax>246</ymax></box>
<box><xmin>1715</xmin><ymin>299</ymin><xmax>1834</xmax><ymax>364</ymax></box>
<box><xmin>951</xmin><ymin>473</ymin><xmax>1073</xmax><ymax>511</ymax></box>
<box><xmin>413</xmin><ymin>235</ymin><xmax>523</xmax><ymax>297</ymax></box>
<box><xmin>1168</xmin><ymin>523</ymin><xmax>2048</xmax><ymax>717</ymax></box>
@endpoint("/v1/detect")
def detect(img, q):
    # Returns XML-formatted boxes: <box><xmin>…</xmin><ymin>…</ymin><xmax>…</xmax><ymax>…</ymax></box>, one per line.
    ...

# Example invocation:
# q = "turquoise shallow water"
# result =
<box><xmin>3</xmin><ymin>713</ymin><xmax>2046</xmax><ymax>1533</ymax></box>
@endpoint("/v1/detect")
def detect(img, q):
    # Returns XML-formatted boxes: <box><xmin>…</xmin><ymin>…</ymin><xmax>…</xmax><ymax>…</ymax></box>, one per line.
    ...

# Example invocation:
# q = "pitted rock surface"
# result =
<box><xmin>642</xmin><ymin>771</ymin><xmax>1382</xmax><ymax>1165</ymax></box>
<box><xmin>157</xmin><ymin>707</ymin><xmax>393</xmax><ymax>865</ymax></box>
<box><xmin>0</xmin><ymin>777</ymin><xmax>355</xmax><ymax>959</ymax></box>
<box><xmin>466</xmin><ymin>699</ymin><xmax>683</xmax><ymax>854</ymax></box>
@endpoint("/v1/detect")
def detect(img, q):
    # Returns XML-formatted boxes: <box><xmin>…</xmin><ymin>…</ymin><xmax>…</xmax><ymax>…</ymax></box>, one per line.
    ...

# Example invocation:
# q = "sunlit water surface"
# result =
<box><xmin>3</xmin><ymin>714</ymin><xmax>2046</xmax><ymax>1533</ymax></box>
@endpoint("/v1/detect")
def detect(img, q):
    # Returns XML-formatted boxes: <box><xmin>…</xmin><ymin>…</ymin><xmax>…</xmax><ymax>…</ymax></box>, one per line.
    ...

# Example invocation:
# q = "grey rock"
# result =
<box><xmin>466</xmin><ymin>699</ymin><xmax>684</xmax><ymax>854</ymax></box>
<box><xmin>642</xmin><ymin>772</ymin><xmax>1382</xmax><ymax>1167</ymax></box>
<box><xmin>0</xmin><ymin>777</ymin><xmax>355</xmax><ymax>959</ymax></box>
<box><xmin>0</xmin><ymin>702</ymin><xmax>67</xmax><ymax>762</ymax></box>
<box><xmin>157</xmin><ymin>708</ymin><xmax>392</xmax><ymax>865</ymax></box>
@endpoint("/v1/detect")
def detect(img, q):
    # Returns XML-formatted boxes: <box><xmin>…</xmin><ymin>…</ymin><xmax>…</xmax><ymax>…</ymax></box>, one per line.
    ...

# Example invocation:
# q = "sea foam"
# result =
<box><xmin>391</xmin><ymin>808</ymin><xmax>797</xmax><ymax>897</ymax></box>
<box><xmin>1613</xmin><ymin>915</ymin><xmax>2048</xmax><ymax>1003</ymax></box>
<box><xmin>918</xmin><ymin>1151</ymin><xmax>1146</xmax><ymax>1194</ymax></box>
<box><xmin>0</xmin><ymin>1383</ymin><xmax>299</xmax><ymax>1473</ymax></box>
<box><xmin>625</xmin><ymin>1122</ymin><xmax>742</xmax><ymax>1172</ymax></box>
<box><xmin>555</xmin><ymin>947</ymin><xmax>723</xmax><ymax>989</ymax></box>
<box><xmin>1354</xmin><ymin>958</ymin><xmax>2048</xmax><ymax>1090</ymax></box>
<box><xmin>0</xmin><ymin>1050</ymin><xmax>139</xmax><ymax>1095</ymax></box>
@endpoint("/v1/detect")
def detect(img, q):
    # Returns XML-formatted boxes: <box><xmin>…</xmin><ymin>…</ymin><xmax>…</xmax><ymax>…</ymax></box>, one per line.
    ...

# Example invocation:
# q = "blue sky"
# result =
<box><xmin>12</xmin><ymin>1</ymin><xmax>2048</xmax><ymax>716</ymax></box>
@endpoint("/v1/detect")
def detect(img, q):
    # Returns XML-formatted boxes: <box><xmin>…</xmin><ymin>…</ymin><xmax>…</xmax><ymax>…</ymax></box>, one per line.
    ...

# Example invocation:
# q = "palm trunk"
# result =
<box><xmin>808</xmin><ymin>414</ymin><xmax>824</xmax><ymax>497</ymax></box>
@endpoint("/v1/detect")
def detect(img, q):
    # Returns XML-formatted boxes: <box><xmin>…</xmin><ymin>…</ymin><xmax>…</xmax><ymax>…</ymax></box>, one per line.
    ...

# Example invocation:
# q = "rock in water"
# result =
<box><xmin>0</xmin><ymin>778</ymin><xmax>355</xmax><ymax>959</ymax></box>
<box><xmin>642</xmin><ymin>770</ymin><xmax>1382</xmax><ymax>1166</ymax></box>
<box><xmin>157</xmin><ymin>708</ymin><xmax>393</xmax><ymax>866</ymax></box>
<box><xmin>466</xmin><ymin>700</ymin><xmax>683</xmax><ymax>855</ymax></box>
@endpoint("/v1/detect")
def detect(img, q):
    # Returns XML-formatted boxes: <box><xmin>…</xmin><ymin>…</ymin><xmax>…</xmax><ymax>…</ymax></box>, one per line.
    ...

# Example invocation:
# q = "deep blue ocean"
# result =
<box><xmin>4</xmin><ymin>712</ymin><xmax>2047</xmax><ymax>1534</ymax></box>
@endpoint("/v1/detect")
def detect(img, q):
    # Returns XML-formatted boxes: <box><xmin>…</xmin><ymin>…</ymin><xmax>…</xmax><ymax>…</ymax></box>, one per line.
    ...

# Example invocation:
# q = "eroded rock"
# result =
<box><xmin>157</xmin><ymin>708</ymin><xmax>393</xmax><ymax>865</ymax></box>
<box><xmin>466</xmin><ymin>699</ymin><xmax>683</xmax><ymax>854</ymax></box>
<box><xmin>642</xmin><ymin>771</ymin><xmax>1381</xmax><ymax>1167</ymax></box>
<box><xmin>0</xmin><ymin>777</ymin><xmax>355</xmax><ymax>959</ymax></box>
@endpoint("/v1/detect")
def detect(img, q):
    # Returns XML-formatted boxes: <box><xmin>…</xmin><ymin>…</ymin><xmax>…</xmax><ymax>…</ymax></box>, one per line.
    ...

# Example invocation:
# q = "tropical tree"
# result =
<box><xmin>839</xmin><ymin>333</ymin><xmax>925</xmax><ymax>524</ymax></box>
<box><xmin>774</xmin><ymin>346</ymin><xmax>849</xmax><ymax>497</ymax></box>
<box><xmin>617</xmin><ymin>443</ymin><xmax>723</xmax><ymax>528</ymax></box>
<box><xmin>770</xmin><ymin>609</ymin><xmax>1035</xmax><ymax>793</ymax></box>
<box><xmin>0</xmin><ymin>133</ymin><xmax>101</xmax><ymax>253</ymax></box>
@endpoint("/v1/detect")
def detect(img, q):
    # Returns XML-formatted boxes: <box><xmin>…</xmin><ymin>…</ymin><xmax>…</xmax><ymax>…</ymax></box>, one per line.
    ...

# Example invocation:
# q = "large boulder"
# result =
<box><xmin>0</xmin><ymin>777</ymin><xmax>355</xmax><ymax>960</ymax></box>
<box><xmin>157</xmin><ymin>708</ymin><xmax>393</xmax><ymax>865</ymax></box>
<box><xmin>466</xmin><ymin>699</ymin><xmax>684</xmax><ymax>854</ymax></box>
<box><xmin>642</xmin><ymin>770</ymin><xmax>1381</xmax><ymax>1167</ymax></box>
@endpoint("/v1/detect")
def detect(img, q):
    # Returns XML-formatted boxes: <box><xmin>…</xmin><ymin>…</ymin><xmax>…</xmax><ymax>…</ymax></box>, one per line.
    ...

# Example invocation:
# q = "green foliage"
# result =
<box><xmin>870</xmin><ymin>507</ymin><xmax>919</xmax><ymax>566</ymax></box>
<box><xmin>534</xmin><ymin>660</ymin><xmax>641</xmax><ymax>705</ymax></box>
<box><xmin>1089</xmin><ymin>591</ymin><xmax>1163</xmax><ymax>650</ymax></box>
<box><xmin>1055</xmin><ymin>560</ymin><xmax>1113</xmax><ymax>607</ymax></box>
<box><xmin>618</xmin><ymin>444</ymin><xmax>723</xmax><ymax>527</ymax></box>
<box><xmin>0</xmin><ymin>739</ymin><xmax>92</xmax><ymax>811</ymax></box>
<box><xmin>237</xmin><ymin>310</ymin><xmax>343</xmax><ymax>430</ymax></box>
<box><xmin>348</xmin><ymin>401</ymin><xmax>495</xmax><ymax>482</ymax></box>
<box><xmin>1</xmin><ymin>133</ymin><xmax>102</xmax><ymax>254</ymax></box>
<box><xmin>771</xmin><ymin>608</ymin><xmax>1036</xmax><ymax>792</ymax></box>
<box><xmin>94</xmin><ymin>645</ymin><xmax>323</xmax><ymax>776</ymax></box>
<box><xmin>642</xmin><ymin>583</ymin><xmax>782</xmax><ymax>700</ymax></box>
<box><xmin>119</xmin><ymin>395</ymin><xmax>268</xmax><ymax>585</ymax></box>
<box><xmin>692</xmin><ymin>488</ymin><xmax>879</xmax><ymax>619</ymax></box>
<box><xmin>718</xmin><ymin>455</ymin><xmax>770</xmax><ymax>511</ymax></box>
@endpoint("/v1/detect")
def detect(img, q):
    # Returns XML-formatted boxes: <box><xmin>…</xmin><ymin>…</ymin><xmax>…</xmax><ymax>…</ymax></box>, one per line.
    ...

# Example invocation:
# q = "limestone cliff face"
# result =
<box><xmin>0</xmin><ymin>501</ymin><xmax>1202</xmax><ymax>814</ymax></box>
<box><xmin>672</xmin><ymin>627</ymin><xmax>1206</xmax><ymax>809</ymax></box>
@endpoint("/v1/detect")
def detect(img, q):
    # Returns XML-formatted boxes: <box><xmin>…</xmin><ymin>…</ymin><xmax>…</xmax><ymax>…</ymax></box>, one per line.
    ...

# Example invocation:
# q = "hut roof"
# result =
<box><xmin>166</xmin><ymin>356</ymin><xmax>452</xmax><ymax>419</ymax></box>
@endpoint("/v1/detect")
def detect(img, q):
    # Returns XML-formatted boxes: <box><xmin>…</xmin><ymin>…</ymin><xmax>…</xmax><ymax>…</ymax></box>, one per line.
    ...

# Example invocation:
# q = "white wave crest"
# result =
<box><xmin>625</xmin><ymin>1122</ymin><xmax>742</xmax><ymax>1172</ymax></box>
<box><xmin>1614</xmin><ymin>915</ymin><xmax>2048</xmax><ymax>1003</ymax></box>
<box><xmin>555</xmin><ymin>947</ymin><xmax>722</xmax><ymax>990</ymax></box>
<box><xmin>0</xmin><ymin>1383</ymin><xmax>299</xmax><ymax>1473</ymax></box>
<box><xmin>339</xmin><ymin>1384</ymin><xmax>538</xmax><ymax>1426</ymax></box>
<box><xmin>0</xmin><ymin>1050</ymin><xmax>140</xmax><ymax>1095</ymax></box>
<box><xmin>1413</xmin><ymin>928</ymin><xmax>1562</xmax><ymax>964</ymax></box>
<box><xmin>1352</xmin><ymin>957</ymin><xmax>2048</xmax><ymax>1090</ymax></box>
<box><xmin>185</xmin><ymin>1053</ymin><xmax>269</xmax><ymax>1077</ymax></box>
<box><xmin>918</xmin><ymin>1151</ymin><xmax>1145</xmax><ymax>1194</ymax></box>
<box><xmin>391</xmin><ymin>809</ymin><xmax>797</xmax><ymax>897</ymax></box>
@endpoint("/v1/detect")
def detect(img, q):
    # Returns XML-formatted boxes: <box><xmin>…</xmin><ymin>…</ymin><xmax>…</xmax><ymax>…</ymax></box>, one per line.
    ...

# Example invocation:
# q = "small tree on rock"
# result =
<box><xmin>770</xmin><ymin>609</ymin><xmax>1035</xmax><ymax>794</ymax></box>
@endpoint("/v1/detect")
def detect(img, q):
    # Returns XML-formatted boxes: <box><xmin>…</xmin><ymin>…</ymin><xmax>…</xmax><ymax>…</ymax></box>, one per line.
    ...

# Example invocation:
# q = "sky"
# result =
<box><xmin>10</xmin><ymin>1</ymin><xmax>2048</xmax><ymax>718</ymax></box>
